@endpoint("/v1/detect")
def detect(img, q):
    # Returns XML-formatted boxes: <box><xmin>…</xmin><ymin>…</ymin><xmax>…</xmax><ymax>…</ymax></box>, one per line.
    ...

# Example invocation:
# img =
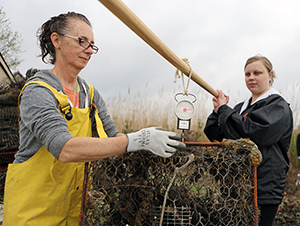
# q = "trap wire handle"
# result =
<box><xmin>98</xmin><ymin>0</ymin><xmax>219</xmax><ymax>97</ymax></box>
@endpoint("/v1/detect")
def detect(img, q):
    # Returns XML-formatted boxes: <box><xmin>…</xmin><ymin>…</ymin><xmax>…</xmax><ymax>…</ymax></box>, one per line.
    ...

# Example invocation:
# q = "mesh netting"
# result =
<box><xmin>0</xmin><ymin>71</ymin><xmax>25</xmax><ymax>167</ymax></box>
<box><xmin>0</xmin><ymin>106</ymin><xmax>19</xmax><ymax>166</ymax></box>
<box><xmin>81</xmin><ymin>138</ymin><xmax>262</xmax><ymax>226</ymax></box>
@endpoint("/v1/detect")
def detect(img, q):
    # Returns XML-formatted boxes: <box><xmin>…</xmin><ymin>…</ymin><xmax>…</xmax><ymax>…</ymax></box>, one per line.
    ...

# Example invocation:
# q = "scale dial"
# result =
<box><xmin>174</xmin><ymin>99</ymin><xmax>195</xmax><ymax>120</ymax></box>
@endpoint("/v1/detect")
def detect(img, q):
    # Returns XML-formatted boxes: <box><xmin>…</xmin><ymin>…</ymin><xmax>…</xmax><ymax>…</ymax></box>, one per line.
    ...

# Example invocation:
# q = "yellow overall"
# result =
<box><xmin>3</xmin><ymin>81</ymin><xmax>107</xmax><ymax>226</ymax></box>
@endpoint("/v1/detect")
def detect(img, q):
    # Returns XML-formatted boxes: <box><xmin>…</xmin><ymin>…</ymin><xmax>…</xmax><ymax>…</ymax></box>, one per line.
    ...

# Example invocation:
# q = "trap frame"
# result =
<box><xmin>81</xmin><ymin>138</ymin><xmax>262</xmax><ymax>226</ymax></box>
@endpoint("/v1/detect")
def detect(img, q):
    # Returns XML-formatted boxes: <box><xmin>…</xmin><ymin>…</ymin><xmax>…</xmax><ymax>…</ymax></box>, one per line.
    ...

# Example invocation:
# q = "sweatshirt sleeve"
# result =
<box><xmin>19</xmin><ymin>83</ymin><xmax>73</xmax><ymax>159</ymax></box>
<box><xmin>204</xmin><ymin>111</ymin><xmax>225</xmax><ymax>142</ymax></box>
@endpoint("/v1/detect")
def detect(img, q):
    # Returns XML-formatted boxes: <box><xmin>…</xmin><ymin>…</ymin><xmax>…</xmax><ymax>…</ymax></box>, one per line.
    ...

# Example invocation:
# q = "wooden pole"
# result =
<box><xmin>98</xmin><ymin>0</ymin><xmax>218</xmax><ymax>97</ymax></box>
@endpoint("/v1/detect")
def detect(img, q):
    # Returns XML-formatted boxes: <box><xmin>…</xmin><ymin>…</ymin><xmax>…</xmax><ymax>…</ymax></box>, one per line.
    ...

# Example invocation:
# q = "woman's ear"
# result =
<box><xmin>269</xmin><ymin>70</ymin><xmax>273</xmax><ymax>81</ymax></box>
<box><xmin>50</xmin><ymin>32</ymin><xmax>61</xmax><ymax>49</ymax></box>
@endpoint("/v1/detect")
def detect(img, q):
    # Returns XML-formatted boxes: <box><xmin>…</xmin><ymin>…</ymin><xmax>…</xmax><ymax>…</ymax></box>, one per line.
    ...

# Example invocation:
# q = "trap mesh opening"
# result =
<box><xmin>152</xmin><ymin>206</ymin><xmax>192</xmax><ymax>225</ymax></box>
<box><xmin>81</xmin><ymin>138</ymin><xmax>261</xmax><ymax>226</ymax></box>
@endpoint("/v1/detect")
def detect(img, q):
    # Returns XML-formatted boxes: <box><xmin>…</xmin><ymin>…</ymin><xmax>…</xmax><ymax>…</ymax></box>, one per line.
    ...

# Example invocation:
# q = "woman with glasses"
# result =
<box><xmin>204</xmin><ymin>55</ymin><xmax>293</xmax><ymax>226</ymax></box>
<box><xmin>3</xmin><ymin>12</ymin><xmax>185</xmax><ymax>225</ymax></box>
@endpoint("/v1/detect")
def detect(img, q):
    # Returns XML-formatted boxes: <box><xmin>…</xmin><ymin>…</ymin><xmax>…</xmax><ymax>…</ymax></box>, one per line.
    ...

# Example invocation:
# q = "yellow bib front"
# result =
<box><xmin>4</xmin><ymin>81</ymin><xmax>107</xmax><ymax>226</ymax></box>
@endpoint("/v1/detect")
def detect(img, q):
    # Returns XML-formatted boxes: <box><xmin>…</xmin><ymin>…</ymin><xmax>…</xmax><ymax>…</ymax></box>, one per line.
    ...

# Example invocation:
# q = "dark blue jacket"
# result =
<box><xmin>204</xmin><ymin>94</ymin><xmax>293</xmax><ymax>205</ymax></box>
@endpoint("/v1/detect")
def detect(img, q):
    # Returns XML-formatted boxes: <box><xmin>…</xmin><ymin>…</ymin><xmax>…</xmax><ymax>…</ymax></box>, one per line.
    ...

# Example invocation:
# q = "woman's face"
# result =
<box><xmin>58</xmin><ymin>19</ymin><xmax>95</xmax><ymax>71</ymax></box>
<box><xmin>244</xmin><ymin>60</ymin><xmax>272</xmax><ymax>97</ymax></box>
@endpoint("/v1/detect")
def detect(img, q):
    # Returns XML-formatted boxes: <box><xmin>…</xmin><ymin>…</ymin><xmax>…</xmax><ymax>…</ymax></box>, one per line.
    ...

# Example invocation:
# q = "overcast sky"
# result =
<box><xmin>2</xmin><ymin>0</ymin><xmax>300</xmax><ymax>108</ymax></box>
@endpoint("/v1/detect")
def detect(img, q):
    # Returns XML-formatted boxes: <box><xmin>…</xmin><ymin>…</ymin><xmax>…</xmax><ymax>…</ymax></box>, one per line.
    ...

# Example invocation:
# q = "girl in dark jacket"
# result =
<box><xmin>204</xmin><ymin>55</ymin><xmax>293</xmax><ymax>226</ymax></box>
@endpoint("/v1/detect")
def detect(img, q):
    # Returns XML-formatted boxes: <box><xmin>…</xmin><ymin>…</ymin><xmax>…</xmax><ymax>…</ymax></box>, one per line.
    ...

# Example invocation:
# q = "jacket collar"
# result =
<box><xmin>239</xmin><ymin>87</ymin><xmax>283</xmax><ymax>114</ymax></box>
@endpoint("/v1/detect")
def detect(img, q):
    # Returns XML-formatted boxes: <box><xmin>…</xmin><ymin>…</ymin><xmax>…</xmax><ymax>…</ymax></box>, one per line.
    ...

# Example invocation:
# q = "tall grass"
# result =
<box><xmin>105</xmin><ymin>82</ymin><xmax>300</xmax><ymax>136</ymax></box>
<box><xmin>280</xmin><ymin>82</ymin><xmax>300</xmax><ymax>130</ymax></box>
<box><xmin>105</xmin><ymin>86</ymin><xmax>212</xmax><ymax>139</ymax></box>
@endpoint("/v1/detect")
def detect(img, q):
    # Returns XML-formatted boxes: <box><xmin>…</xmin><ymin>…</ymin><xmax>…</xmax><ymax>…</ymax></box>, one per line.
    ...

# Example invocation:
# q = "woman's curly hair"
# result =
<box><xmin>37</xmin><ymin>12</ymin><xmax>91</xmax><ymax>65</ymax></box>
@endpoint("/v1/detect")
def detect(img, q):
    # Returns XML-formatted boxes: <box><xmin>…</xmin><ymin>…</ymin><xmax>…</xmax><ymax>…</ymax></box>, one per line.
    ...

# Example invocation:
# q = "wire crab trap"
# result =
<box><xmin>0</xmin><ymin>68</ymin><xmax>27</xmax><ymax>172</ymax></box>
<box><xmin>81</xmin><ymin>138</ymin><xmax>262</xmax><ymax>226</ymax></box>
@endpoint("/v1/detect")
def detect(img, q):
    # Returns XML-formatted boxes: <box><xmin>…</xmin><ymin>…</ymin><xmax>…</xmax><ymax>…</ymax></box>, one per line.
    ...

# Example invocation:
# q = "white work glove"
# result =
<box><xmin>126</xmin><ymin>127</ymin><xmax>186</xmax><ymax>158</ymax></box>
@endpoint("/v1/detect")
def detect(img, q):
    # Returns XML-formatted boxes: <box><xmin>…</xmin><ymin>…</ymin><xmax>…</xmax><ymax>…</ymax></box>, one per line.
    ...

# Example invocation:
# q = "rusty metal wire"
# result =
<box><xmin>82</xmin><ymin>138</ymin><xmax>261</xmax><ymax>226</ymax></box>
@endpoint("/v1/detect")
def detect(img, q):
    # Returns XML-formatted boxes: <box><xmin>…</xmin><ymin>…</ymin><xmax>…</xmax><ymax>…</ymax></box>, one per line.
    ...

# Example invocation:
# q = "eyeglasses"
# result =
<box><xmin>63</xmin><ymin>34</ymin><xmax>99</xmax><ymax>54</ymax></box>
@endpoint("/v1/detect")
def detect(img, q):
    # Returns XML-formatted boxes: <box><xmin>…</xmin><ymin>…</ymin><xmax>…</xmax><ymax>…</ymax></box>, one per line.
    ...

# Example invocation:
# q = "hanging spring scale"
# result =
<box><xmin>173</xmin><ymin>58</ymin><xmax>197</xmax><ymax>131</ymax></box>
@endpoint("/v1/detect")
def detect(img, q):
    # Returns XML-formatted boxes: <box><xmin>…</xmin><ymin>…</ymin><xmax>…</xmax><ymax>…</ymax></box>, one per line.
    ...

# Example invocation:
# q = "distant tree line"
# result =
<box><xmin>0</xmin><ymin>7</ymin><xmax>23</xmax><ymax>71</ymax></box>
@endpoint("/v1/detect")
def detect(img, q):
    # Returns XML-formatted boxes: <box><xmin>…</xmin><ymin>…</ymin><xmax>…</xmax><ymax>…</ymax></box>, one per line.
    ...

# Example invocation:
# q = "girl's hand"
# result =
<box><xmin>213</xmin><ymin>90</ymin><xmax>229</xmax><ymax>113</ymax></box>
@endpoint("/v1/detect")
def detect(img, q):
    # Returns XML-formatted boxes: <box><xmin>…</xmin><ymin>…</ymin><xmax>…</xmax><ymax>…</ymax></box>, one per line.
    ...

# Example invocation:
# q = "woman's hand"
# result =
<box><xmin>213</xmin><ymin>90</ymin><xmax>229</xmax><ymax>113</ymax></box>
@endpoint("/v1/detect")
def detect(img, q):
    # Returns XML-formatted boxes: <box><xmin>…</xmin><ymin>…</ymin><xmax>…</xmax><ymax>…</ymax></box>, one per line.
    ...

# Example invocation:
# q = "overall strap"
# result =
<box><xmin>19</xmin><ymin>81</ymin><xmax>69</xmax><ymax>107</ymax></box>
<box><xmin>87</xmin><ymin>84</ymin><xmax>108</xmax><ymax>138</ymax></box>
<box><xmin>19</xmin><ymin>81</ymin><xmax>72</xmax><ymax>120</ymax></box>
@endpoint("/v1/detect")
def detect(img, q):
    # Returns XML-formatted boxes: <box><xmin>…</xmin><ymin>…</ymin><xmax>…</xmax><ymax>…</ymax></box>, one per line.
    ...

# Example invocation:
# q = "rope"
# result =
<box><xmin>159</xmin><ymin>154</ymin><xmax>195</xmax><ymax>226</ymax></box>
<box><xmin>174</xmin><ymin>58</ymin><xmax>193</xmax><ymax>95</ymax></box>
<box><xmin>248</xmin><ymin>142</ymin><xmax>261</xmax><ymax>226</ymax></box>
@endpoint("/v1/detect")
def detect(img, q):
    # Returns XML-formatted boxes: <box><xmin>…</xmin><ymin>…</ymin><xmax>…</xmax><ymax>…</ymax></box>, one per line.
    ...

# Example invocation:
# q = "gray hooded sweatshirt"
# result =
<box><xmin>14</xmin><ymin>70</ymin><xmax>119</xmax><ymax>163</ymax></box>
